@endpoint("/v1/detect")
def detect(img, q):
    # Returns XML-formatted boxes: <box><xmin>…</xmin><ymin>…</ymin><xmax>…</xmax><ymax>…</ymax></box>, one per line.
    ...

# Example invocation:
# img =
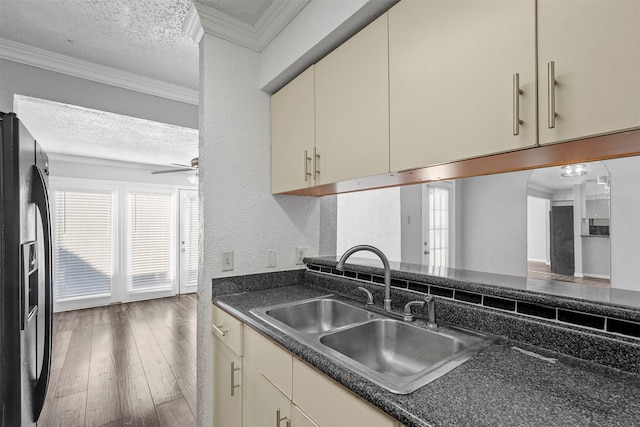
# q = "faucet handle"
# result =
<box><xmin>357</xmin><ymin>286</ymin><xmax>374</xmax><ymax>305</ymax></box>
<box><xmin>403</xmin><ymin>300</ymin><xmax>426</xmax><ymax>322</ymax></box>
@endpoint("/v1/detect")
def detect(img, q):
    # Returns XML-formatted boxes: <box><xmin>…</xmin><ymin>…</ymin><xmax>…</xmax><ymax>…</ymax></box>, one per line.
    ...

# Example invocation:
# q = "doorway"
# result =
<box><xmin>179</xmin><ymin>189</ymin><xmax>198</xmax><ymax>294</ymax></box>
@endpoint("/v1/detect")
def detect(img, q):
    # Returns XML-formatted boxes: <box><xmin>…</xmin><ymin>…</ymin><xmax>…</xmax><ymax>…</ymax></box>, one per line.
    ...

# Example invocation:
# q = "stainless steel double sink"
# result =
<box><xmin>250</xmin><ymin>295</ymin><xmax>494</xmax><ymax>394</ymax></box>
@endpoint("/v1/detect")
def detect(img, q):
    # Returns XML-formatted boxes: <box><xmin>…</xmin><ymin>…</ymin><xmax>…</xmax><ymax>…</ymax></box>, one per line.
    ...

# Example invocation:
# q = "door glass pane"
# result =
<box><xmin>128</xmin><ymin>191</ymin><xmax>174</xmax><ymax>292</ymax></box>
<box><xmin>54</xmin><ymin>190</ymin><xmax>112</xmax><ymax>300</ymax></box>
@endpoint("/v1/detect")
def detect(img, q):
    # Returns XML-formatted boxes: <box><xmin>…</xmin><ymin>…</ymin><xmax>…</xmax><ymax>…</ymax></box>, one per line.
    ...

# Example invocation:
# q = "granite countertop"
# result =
<box><xmin>214</xmin><ymin>285</ymin><xmax>640</xmax><ymax>427</ymax></box>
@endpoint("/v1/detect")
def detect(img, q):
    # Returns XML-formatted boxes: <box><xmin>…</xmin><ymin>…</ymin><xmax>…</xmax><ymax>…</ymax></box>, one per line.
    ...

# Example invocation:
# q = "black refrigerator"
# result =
<box><xmin>0</xmin><ymin>112</ymin><xmax>53</xmax><ymax>426</ymax></box>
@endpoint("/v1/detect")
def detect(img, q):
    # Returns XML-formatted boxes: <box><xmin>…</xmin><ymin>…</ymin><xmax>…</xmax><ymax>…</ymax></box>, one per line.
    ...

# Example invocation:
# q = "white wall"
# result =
<box><xmin>459</xmin><ymin>171</ymin><xmax>529</xmax><ymax>277</ymax></box>
<box><xmin>527</xmin><ymin>196</ymin><xmax>549</xmax><ymax>264</ymax></box>
<box><xmin>337</xmin><ymin>187</ymin><xmax>402</xmax><ymax>262</ymax></box>
<box><xmin>606</xmin><ymin>156</ymin><xmax>640</xmax><ymax>290</ymax></box>
<box><xmin>0</xmin><ymin>59</ymin><xmax>198</xmax><ymax>129</ymax></box>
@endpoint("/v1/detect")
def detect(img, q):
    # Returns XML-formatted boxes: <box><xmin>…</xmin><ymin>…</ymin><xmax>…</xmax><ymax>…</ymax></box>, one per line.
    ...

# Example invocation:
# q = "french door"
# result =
<box><xmin>179</xmin><ymin>190</ymin><xmax>198</xmax><ymax>294</ymax></box>
<box><xmin>52</xmin><ymin>180</ymin><xmax>196</xmax><ymax>311</ymax></box>
<box><xmin>422</xmin><ymin>182</ymin><xmax>455</xmax><ymax>268</ymax></box>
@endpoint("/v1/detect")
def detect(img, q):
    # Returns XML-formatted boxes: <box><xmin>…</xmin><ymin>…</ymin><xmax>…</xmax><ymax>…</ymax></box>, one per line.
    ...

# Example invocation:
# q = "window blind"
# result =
<box><xmin>185</xmin><ymin>194</ymin><xmax>198</xmax><ymax>287</ymax></box>
<box><xmin>54</xmin><ymin>190</ymin><xmax>112</xmax><ymax>300</ymax></box>
<box><xmin>128</xmin><ymin>191</ymin><xmax>174</xmax><ymax>292</ymax></box>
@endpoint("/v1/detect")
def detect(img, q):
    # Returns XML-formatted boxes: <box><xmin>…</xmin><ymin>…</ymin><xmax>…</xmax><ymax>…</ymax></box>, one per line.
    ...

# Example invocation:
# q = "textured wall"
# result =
<box><xmin>196</xmin><ymin>34</ymin><xmax>322</xmax><ymax>425</ymax></box>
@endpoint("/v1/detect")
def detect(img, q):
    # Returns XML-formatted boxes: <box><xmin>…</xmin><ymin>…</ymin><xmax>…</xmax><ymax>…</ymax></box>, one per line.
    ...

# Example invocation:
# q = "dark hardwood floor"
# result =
<box><xmin>38</xmin><ymin>294</ymin><xmax>197</xmax><ymax>427</ymax></box>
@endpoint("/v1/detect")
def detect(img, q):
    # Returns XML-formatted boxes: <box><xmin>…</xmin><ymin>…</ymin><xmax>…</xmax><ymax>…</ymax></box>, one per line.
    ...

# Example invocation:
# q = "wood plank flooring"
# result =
<box><xmin>37</xmin><ymin>294</ymin><xmax>197</xmax><ymax>427</ymax></box>
<box><xmin>528</xmin><ymin>261</ymin><xmax>610</xmax><ymax>288</ymax></box>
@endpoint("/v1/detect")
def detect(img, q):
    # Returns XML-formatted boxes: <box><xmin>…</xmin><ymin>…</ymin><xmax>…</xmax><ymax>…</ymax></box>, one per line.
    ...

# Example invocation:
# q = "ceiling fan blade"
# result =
<box><xmin>170</xmin><ymin>163</ymin><xmax>192</xmax><ymax>168</ymax></box>
<box><xmin>151</xmin><ymin>167</ymin><xmax>195</xmax><ymax>174</ymax></box>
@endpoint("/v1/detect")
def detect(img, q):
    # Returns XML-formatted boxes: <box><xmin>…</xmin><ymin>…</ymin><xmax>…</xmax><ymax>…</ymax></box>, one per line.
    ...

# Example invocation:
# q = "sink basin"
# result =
<box><xmin>264</xmin><ymin>298</ymin><xmax>373</xmax><ymax>334</ymax></box>
<box><xmin>319</xmin><ymin>318</ymin><xmax>493</xmax><ymax>393</ymax></box>
<box><xmin>319</xmin><ymin>318</ymin><xmax>462</xmax><ymax>377</ymax></box>
<box><xmin>251</xmin><ymin>295</ymin><xmax>494</xmax><ymax>394</ymax></box>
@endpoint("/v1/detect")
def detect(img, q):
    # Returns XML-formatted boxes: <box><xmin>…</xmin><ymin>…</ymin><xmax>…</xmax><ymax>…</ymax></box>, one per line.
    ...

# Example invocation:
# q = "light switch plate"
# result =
<box><xmin>266</xmin><ymin>248</ymin><xmax>276</xmax><ymax>268</ymax></box>
<box><xmin>222</xmin><ymin>251</ymin><xmax>234</xmax><ymax>271</ymax></box>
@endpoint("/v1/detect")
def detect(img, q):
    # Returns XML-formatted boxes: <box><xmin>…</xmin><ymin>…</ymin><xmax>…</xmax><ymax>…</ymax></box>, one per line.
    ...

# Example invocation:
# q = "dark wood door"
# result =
<box><xmin>550</xmin><ymin>206</ymin><xmax>575</xmax><ymax>276</ymax></box>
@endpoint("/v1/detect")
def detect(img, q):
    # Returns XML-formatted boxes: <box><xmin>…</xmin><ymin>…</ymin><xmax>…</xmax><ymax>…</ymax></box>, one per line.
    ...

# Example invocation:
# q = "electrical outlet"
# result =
<box><xmin>222</xmin><ymin>251</ymin><xmax>234</xmax><ymax>271</ymax></box>
<box><xmin>295</xmin><ymin>247</ymin><xmax>307</xmax><ymax>265</ymax></box>
<box><xmin>266</xmin><ymin>248</ymin><xmax>276</xmax><ymax>268</ymax></box>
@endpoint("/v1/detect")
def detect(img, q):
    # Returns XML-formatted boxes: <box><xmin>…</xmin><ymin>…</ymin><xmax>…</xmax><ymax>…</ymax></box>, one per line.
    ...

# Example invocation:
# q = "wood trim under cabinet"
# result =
<box><xmin>280</xmin><ymin>129</ymin><xmax>640</xmax><ymax>196</ymax></box>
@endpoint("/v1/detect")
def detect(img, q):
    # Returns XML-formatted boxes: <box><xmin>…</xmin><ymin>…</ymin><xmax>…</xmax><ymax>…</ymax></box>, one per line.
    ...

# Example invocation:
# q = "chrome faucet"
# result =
<box><xmin>336</xmin><ymin>245</ymin><xmax>392</xmax><ymax>312</ymax></box>
<box><xmin>424</xmin><ymin>295</ymin><xmax>438</xmax><ymax>329</ymax></box>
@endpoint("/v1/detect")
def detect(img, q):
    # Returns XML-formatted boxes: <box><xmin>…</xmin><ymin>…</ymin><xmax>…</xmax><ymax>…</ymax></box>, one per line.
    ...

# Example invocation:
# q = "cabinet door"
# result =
<box><xmin>292</xmin><ymin>359</ymin><xmax>400</xmax><ymax>427</ymax></box>
<box><xmin>243</xmin><ymin>326</ymin><xmax>293</xmax><ymax>399</ymax></box>
<box><xmin>315</xmin><ymin>13</ymin><xmax>390</xmax><ymax>185</ymax></box>
<box><xmin>389</xmin><ymin>0</ymin><xmax>536</xmax><ymax>172</ymax></box>
<box><xmin>271</xmin><ymin>66</ymin><xmax>316</xmax><ymax>193</ymax></box>
<box><xmin>291</xmin><ymin>404</ymin><xmax>319</xmax><ymax>427</ymax></box>
<box><xmin>213</xmin><ymin>336</ymin><xmax>242</xmax><ymax>427</ymax></box>
<box><xmin>538</xmin><ymin>0</ymin><xmax>640</xmax><ymax>145</ymax></box>
<box><xmin>243</xmin><ymin>360</ymin><xmax>291</xmax><ymax>427</ymax></box>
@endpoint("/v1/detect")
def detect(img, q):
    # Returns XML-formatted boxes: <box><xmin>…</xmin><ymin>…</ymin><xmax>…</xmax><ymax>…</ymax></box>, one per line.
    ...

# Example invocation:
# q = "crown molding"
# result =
<box><xmin>184</xmin><ymin>4</ymin><xmax>204</xmax><ymax>44</ymax></box>
<box><xmin>0</xmin><ymin>38</ymin><xmax>199</xmax><ymax>105</ymax></box>
<box><xmin>192</xmin><ymin>0</ymin><xmax>309</xmax><ymax>52</ymax></box>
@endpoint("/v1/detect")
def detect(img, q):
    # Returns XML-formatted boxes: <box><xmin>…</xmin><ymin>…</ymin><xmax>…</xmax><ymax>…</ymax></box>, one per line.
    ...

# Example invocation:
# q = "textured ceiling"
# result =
<box><xmin>0</xmin><ymin>0</ymin><xmax>200</xmax><ymax>90</ymax></box>
<box><xmin>0</xmin><ymin>0</ymin><xmax>298</xmax><ymax>165</ymax></box>
<box><xmin>15</xmin><ymin>95</ymin><xmax>198</xmax><ymax>167</ymax></box>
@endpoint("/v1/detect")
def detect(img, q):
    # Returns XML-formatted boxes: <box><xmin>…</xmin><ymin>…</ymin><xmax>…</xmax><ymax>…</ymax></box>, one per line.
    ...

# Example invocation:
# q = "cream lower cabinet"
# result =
<box><xmin>293</xmin><ymin>360</ymin><xmax>401</xmax><ymax>427</ymax></box>
<box><xmin>213</xmin><ymin>306</ymin><xmax>403</xmax><ymax>427</ymax></box>
<box><xmin>243</xmin><ymin>360</ymin><xmax>292</xmax><ymax>427</ymax></box>
<box><xmin>537</xmin><ymin>0</ymin><xmax>640</xmax><ymax>145</ymax></box>
<box><xmin>213</xmin><ymin>336</ymin><xmax>242</xmax><ymax>427</ymax></box>
<box><xmin>388</xmin><ymin>0</ymin><xmax>537</xmax><ymax>173</ymax></box>
<box><xmin>212</xmin><ymin>304</ymin><xmax>243</xmax><ymax>427</ymax></box>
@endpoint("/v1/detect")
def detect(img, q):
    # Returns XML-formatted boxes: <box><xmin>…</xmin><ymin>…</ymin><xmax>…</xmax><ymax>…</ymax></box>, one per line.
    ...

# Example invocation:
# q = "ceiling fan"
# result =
<box><xmin>151</xmin><ymin>157</ymin><xmax>199</xmax><ymax>175</ymax></box>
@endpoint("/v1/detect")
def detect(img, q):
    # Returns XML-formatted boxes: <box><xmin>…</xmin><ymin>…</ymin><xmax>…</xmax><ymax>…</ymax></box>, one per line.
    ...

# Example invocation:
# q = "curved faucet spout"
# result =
<box><xmin>336</xmin><ymin>245</ymin><xmax>392</xmax><ymax>312</ymax></box>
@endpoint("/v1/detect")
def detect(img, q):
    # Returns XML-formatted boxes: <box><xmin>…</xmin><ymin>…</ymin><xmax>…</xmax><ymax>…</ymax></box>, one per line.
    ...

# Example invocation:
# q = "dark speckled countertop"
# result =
<box><xmin>214</xmin><ymin>284</ymin><xmax>640</xmax><ymax>427</ymax></box>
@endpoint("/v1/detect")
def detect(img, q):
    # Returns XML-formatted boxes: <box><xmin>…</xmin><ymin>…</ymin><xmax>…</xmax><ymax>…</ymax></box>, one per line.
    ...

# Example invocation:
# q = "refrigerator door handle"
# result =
<box><xmin>31</xmin><ymin>165</ymin><xmax>53</xmax><ymax>421</ymax></box>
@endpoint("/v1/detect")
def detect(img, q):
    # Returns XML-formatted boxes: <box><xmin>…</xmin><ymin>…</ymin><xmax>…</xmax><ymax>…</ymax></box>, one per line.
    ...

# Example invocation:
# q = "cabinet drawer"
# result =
<box><xmin>212</xmin><ymin>304</ymin><xmax>243</xmax><ymax>356</ymax></box>
<box><xmin>243</xmin><ymin>326</ymin><xmax>293</xmax><ymax>399</ymax></box>
<box><xmin>293</xmin><ymin>359</ymin><xmax>400</xmax><ymax>427</ymax></box>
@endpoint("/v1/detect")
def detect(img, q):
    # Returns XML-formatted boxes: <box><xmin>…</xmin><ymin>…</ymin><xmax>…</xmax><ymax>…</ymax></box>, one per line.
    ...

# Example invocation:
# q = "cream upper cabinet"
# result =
<box><xmin>314</xmin><ymin>13</ymin><xmax>390</xmax><ymax>185</ymax></box>
<box><xmin>271</xmin><ymin>66</ymin><xmax>316</xmax><ymax>194</ymax></box>
<box><xmin>537</xmin><ymin>0</ymin><xmax>640</xmax><ymax>145</ymax></box>
<box><xmin>212</xmin><ymin>335</ymin><xmax>242</xmax><ymax>427</ymax></box>
<box><xmin>389</xmin><ymin>0</ymin><xmax>537</xmax><ymax>172</ymax></box>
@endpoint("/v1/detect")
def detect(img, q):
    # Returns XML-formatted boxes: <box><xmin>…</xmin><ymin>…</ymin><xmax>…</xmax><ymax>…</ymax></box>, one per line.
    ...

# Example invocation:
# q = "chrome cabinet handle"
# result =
<box><xmin>304</xmin><ymin>150</ymin><xmax>312</xmax><ymax>182</ymax></box>
<box><xmin>230</xmin><ymin>361</ymin><xmax>240</xmax><ymax>396</ymax></box>
<box><xmin>547</xmin><ymin>61</ymin><xmax>557</xmax><ymax>128</ymax></box>
<box><xmin>513</xmin><ymin>73</ymin><xmax>524</xmax><ymax>135</ymax></box>
<box><xmin>211</xmin><ymin>323</ymin><xmax>226</xmax><ymax>337</ymax></box>
<box><xmin>313</xmin><ymin>148</ymin><xmax>320</xmax><ymax>178</ymax></box>
<box><xmin>275</xmin><ymin>408</ymin><xmax>290</xmax><ymax>427</ymax></box>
